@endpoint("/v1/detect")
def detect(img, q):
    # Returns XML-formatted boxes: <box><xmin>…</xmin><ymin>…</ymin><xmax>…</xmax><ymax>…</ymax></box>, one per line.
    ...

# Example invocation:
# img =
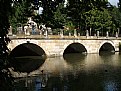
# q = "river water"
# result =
<box><xmin>13</xmin><ymin>53</ymin><xmax>121</xmax><ymax>91</ymax></box>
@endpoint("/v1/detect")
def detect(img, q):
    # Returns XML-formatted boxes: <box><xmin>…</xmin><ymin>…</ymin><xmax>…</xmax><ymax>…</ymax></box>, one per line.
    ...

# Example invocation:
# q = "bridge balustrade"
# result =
<box><xmin>8</xmin><ymin>28</ymin><xmax>120</xmax><ymax>39</ymax></box>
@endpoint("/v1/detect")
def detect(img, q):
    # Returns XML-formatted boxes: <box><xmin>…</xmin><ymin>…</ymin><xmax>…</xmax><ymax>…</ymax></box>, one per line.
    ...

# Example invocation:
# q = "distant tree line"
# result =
<box><xmin>9</xmin><ymin>0</ymin><xmax>121</xmax><ymax>36</ymax></box>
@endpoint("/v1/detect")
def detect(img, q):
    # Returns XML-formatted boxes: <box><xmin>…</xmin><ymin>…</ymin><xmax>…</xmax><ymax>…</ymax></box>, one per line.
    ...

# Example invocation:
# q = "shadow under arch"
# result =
<box><xmin>9</xmin><ymin>43</ymin><xmax>46</xmax><ymax>73</ymax></box>
<box><xmin>99</xmin><ymin>42</ymin><xmax>115</xmax><ymax>55</ymax></box>
<box><xmin>63</xmin><ymin>43</ymin><xmax>87</xmax><ymax>55</ymax></box>
<box><xmin>63</xmin><ymin>43</ymin><xmax>87</xmax><ymax>64</ymax></box>
<box><xmin>9</xmin><ymin>43</ymin><xmax>46</xmax><ymax>57</ymax></box>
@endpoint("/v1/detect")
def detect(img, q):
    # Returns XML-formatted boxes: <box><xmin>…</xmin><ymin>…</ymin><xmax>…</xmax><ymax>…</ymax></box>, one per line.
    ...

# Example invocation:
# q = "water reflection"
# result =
<box><xmin>63</xmin><ymin>53</ymin><xmax>86</xmax><ymax>64</ymax></box>
<box><xmin>104</xmin><ymin>80</ymin><xmax>118</xmax><ymax>91</ymax></box>
<box><xmin>35</xmin><ymin>77</ymin><xmax>41</xmax><ymax>91</ymax></box>
<box><xmin>13</xmin><ymin>53</ymin><xmax>121</xmax><ymax>91</ymax></box>
<box><xmin>10</xmin><ymin>56</ymin><xmax>45</xmax><ymax>73</ymax></box>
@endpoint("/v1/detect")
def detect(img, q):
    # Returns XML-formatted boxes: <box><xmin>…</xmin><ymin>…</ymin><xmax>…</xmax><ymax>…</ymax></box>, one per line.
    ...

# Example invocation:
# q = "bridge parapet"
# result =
<box><xmin>9</xmin><ymin>34</ymin><xmax>121</xmax><ymax>40</ymax></box>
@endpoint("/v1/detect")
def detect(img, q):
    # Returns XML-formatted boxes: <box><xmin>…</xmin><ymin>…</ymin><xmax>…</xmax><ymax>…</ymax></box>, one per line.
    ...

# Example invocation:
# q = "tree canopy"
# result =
<box><xmin>8</xmin><ymin>0</ymin><xmax>121</xmax><ymax>35</ymax></box>
<box><xmin>6</xmin><ymin>0</ymin><xmax>121</xmax><ymax>35</ymax></box>
<box><xmin>84</xmin><ymin>8</ymin><xmax>113</xmax><ymax>34</ymax></box>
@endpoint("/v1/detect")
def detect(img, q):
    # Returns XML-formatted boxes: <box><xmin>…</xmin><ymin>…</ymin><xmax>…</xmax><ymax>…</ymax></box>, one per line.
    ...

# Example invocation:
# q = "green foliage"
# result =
<box><xmin>41</xmin><ymin>0</ymin><xmax>65</xmax><ymax>26</ymax></box>
<box><xmin>9</xmin><ymin>0</ymin><xmax>33</xmax><ymax>33</ymax></box>
<box><xmin>63</xmin><ymin>21</ymin><xmax>75</xmax><ymax>35</ymax></box>
<box><xmin>0</xmin><ymin>0</ymin><xmax>14</xmax><ymax>90</ymax></box>
<box><xmin>67</xmin><ymin>0</ymin><xmax>82</xmax><ymax>28</ymax></box>
<box><xmin>119</xmin><ymin>0</ymin><xmax>121</xmax><ymax>11</ymax></box>
<box><xmin>53</xmin><ymin>3</ymin><xmax>67</xmax><ymax>28</ymax></box>
<box><xmin>0</xmin><ymin>0</ymin><xmax>12</xmax><ymax>36</ymax></box>
<box><xmin>84</xmin><ymin>8</ymin><xmax>113</xmax><ymax>34</ymax></box>
<box><xmin>111</xmin><ymin>7</ymin><xmax>121</xmax><ymax>28</ymax></box>
<box><xmin>66</xmin><ymin>0</ymin><xmax>109</xmax><ymax>33</ymax></box>
<box><xmin>9</xmin><ymin>0</ymin><xmax>120</xmax><ymax>36</ymax></box>
<box><xmin>65</xmin><ymin>21</ymin><xmax>75</xmax><ymax>30</ymax></box>
<box><xmin>8</xmin><ymin>0</ymin><xmax>121</xmax><ymax>35</ymax></box>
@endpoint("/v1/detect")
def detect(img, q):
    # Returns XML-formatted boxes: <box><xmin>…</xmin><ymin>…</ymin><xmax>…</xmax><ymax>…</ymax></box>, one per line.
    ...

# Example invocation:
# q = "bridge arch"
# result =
<box><xmin>9</xmin><ymin>43</ymin><xmax>46</xmax><ymax>57</ymax></box>
<box><xmin>63</xmin><ymin>43</ymin><xmax>87</xmax><ymax>55</ymax></box>
<box><xmin>99</xmin><ymin>41</ymin><xmax>115</xmax><ymax>53</ymax></box>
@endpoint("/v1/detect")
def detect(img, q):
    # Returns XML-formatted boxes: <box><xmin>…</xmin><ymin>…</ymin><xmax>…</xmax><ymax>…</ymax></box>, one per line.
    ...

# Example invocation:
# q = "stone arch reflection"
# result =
<box><xmin>63</xmin><ymin>53</ymin><xmax>86</xmax><ymax>65</ymax></box>
<box><xmin>63</xmin><ymin>43</ymin><xmax>87</xmax><ymax>55</ymax></box>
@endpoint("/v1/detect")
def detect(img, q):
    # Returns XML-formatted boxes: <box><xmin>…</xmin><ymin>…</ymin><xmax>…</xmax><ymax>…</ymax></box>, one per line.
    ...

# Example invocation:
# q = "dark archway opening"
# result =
<box><xmin>63</xmin><ymin>43</ymin><xmax>87</xmax><ymax>63</ymax></box>
<box><xmin>63</xmin><ymin>43</ymin><xmax>87</xmax><ymax>55</ymax></box>
<box><xmin>9</xmin><ymin>43</ymin><xmax>46</xmax><ymax>73</ymax></box>
<box><xmin>10</xmin><ymin>43</ymin><xmax>46</xmax><ymax>57</ymax></box>
<box><xmin>99</xmin><ymin>43</ymin><xmax>115</xmax><ymax>55</ymax></box>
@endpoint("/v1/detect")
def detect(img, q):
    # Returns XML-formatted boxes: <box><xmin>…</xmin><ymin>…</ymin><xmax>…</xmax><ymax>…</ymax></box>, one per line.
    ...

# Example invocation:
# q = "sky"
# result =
<box><xmin>109</xmin><ymin>0</ymin><xmax>119</xmax><ymax>7</ymax></box>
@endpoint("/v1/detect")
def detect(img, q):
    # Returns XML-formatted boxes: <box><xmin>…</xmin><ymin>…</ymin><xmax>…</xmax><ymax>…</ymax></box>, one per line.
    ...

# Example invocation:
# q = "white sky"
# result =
<box><xmin>109</xmin><ymin>0</ymin><xmax>119</xmax><ymax>6</ymax></box>
<box><xmin>64</xmin><ymin>0</ymin><xmax>119</xmax><ymax>7</ymax></box>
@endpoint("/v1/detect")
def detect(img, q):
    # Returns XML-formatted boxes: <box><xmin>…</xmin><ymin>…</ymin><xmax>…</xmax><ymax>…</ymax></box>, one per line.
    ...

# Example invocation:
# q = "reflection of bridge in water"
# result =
<box><xmin>8</xmin><ymin>35</ymin><xmax>121</xmax><ymax>57</ymax></box>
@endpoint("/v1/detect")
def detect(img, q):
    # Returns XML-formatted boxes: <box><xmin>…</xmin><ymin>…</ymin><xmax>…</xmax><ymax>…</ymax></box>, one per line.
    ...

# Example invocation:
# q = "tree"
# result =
<box><xmin>119</xmin><ymin>0</ymin><xmax>121</xmax><ymax>11</ymax></box>
<box><xmin>66</xmin><ymin>0</ymin><xmax>109</xmax><ymax>34</ymax></box>
<box><xmin>40</xmin><ymin>0</ymin><xmax>65</xmax><ymax>27</ymax></box>
<box><xmin>111</xmin><ymin>7</ymin><xmax>121</xmax><ymax>30</ymax></box>
<box><xmin>84</xmin><ymin>8</ymin><xmax>113</xmax><ymax>35</ymax></box>
<box><xmin>9</xmin><ymin>0</ymin><xmax>33</xmax><ymax>33</ymax></box>
<box><xmin>0</xmin><ymin>0</ymin><xmax>14</xmax><ymax>90</ymax></box>
<box><xmin>53</xmin><ymin>3</ymin><xmax>67</xmax><ymax>28</ymax></box>
<box><xmin>66</xmin><ymin>0</ymin><xmax>82</xmax><ymax>28</ymax></box>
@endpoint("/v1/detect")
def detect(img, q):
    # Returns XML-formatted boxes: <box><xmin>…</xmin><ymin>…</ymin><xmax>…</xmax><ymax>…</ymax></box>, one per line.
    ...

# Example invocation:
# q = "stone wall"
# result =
<box><xmin>8</xmin><ymin>38</ymin><xmax>121</xmax><ymax>56</ymax></box>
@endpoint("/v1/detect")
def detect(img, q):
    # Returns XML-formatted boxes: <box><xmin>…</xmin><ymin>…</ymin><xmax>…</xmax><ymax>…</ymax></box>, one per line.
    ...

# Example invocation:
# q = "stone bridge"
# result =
<box><xmin>8</xmin><ymin>36</ymin><xmax>121</xmax><ymax>57</ymax></box>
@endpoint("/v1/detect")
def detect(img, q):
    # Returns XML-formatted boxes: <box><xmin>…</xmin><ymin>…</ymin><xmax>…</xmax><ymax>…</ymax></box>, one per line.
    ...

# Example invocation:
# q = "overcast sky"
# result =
<box><xmin>109</xmin><ymin>0</ymin><xmax>119</xmax><ymax>6</ymax></box>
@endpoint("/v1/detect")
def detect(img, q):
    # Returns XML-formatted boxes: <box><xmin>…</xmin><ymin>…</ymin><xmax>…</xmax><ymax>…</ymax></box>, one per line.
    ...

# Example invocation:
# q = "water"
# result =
<box><xmin>13</xmin><ymin>53</ymin><xmax>121</xmax><ymax>91</ymax></box>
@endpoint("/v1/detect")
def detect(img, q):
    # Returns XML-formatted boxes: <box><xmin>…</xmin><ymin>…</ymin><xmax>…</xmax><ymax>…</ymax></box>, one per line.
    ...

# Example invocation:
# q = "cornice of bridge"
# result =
<box><xmin>8</xmin><ymin>35</ymin><xmax>121</xmax><ymax>40</ymax></box>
